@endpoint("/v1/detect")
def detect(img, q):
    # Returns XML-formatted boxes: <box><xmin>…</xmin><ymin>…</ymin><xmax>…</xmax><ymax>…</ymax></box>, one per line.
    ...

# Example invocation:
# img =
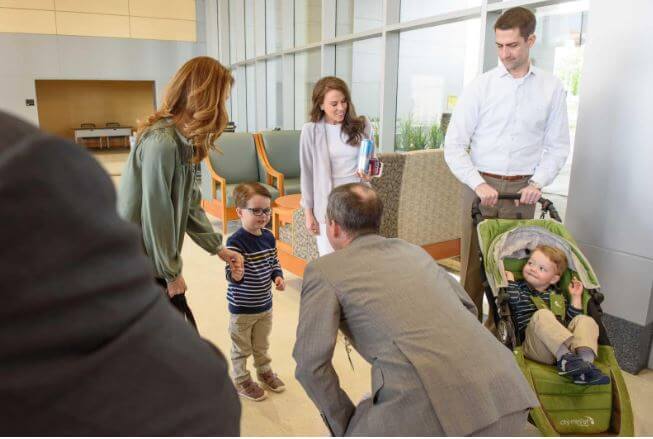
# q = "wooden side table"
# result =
<box><xmin>271</xmin><ymin>193</ymin><xmax>305</xmax><ymax>276</ymax></box>
<box><xmin>271</xmin><ymin>193</ymin><xmax>301</xmax><ymax>239</ymax></box>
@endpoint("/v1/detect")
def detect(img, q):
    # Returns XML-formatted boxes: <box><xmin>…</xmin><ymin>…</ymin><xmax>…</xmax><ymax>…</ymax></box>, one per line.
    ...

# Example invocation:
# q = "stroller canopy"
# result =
<box><xmin>477</xmin><ymin>219</ymin><xmax>600</xmax><ymax>296</ymax></box>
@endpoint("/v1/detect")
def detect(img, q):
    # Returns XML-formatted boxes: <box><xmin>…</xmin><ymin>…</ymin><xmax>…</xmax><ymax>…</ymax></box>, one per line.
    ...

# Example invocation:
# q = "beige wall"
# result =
<box><xmin>35</xmin><ymin>80</ymin><xmax>155</xmax><ymax>140</ymax></box>
<box><xmin>0</xmin><ymin>0</ymin><xmax>196</xmax><ymax>41</ymax></box>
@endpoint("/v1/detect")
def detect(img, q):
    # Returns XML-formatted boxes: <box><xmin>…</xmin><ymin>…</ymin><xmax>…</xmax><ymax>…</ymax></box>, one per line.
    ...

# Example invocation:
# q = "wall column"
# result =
<box><xmin>566</xmin><ymin>0</ymin><xmax>653</xmax><ymax>373</ymax></box>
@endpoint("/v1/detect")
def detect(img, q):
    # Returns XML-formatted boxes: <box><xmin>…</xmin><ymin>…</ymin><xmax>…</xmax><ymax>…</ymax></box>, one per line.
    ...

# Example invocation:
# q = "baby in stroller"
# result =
<box><xmin>503</xmin><ymin>245</ymin><xmax>610</xmax><ymax>386</ymax></box>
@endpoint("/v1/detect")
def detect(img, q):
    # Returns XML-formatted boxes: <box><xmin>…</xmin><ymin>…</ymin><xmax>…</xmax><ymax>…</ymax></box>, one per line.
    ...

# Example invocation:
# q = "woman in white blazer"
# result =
<box><xmin>299</xmin><ymin>76</ymin><xmax>372</xmax><ymax>256</ymax></box>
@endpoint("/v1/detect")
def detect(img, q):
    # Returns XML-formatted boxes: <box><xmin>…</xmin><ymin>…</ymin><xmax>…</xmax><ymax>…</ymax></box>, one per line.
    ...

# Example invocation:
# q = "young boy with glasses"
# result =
<box><xmin>226</xmin><ymin>183</ymin><xmax>285</xmax><ymax>401</ymax></box>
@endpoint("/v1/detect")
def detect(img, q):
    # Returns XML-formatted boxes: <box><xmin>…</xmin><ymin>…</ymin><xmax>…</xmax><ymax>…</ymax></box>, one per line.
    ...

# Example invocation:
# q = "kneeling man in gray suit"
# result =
<box><xmin>293</xmin><ymin>183</ymin><xmax>538</xmax><ymax>436</ymax></box>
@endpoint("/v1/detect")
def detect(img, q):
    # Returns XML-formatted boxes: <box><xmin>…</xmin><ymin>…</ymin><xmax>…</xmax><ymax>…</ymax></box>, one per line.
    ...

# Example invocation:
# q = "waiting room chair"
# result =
<box><xmin>254</xmin><ymin>130</ymin><xmax>302</xmax><ymax>196</ymax></box>
<box><xmin>202</xmin><ymin>133</ymin><xmax>280</xmax><ymax>235</ymax></box>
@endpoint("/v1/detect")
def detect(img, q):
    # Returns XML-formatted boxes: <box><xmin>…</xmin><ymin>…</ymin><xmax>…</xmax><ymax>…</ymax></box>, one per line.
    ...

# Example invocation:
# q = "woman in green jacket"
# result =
<box><xmin>118</xmin><ymin>56</ymin><xmax>243</xmax><ymax>328</ymax></box>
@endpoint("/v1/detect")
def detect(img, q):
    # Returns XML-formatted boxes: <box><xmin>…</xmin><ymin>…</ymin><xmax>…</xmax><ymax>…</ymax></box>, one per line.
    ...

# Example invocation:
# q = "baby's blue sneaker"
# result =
<box><xmin>557</xmin><ymin>352</ymin><xmax>590</xmax><ymax>376</ymax></box>
<box><xmin>573</xmin><ymin>363</ymin><xmax>611</xmax><ymax>386</ymax></box>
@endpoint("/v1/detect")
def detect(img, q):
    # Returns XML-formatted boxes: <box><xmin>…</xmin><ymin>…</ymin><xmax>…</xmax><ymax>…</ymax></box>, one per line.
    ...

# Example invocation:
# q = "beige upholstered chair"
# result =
<box><xmin>281</xmin><ymin>149</ymin><xmax>463</xmax><ymax>276</ymax></box>
<box><xmin>395</xmin><ymin>149</ymin><xmax>462</xmax><ymax>259</ymax></box>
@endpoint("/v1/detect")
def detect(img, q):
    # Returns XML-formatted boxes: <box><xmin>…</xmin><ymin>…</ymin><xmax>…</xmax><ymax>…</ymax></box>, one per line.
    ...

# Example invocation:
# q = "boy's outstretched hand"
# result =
<box><xmin>568</xmin><ymin>278</ymin><xmax>584</xmax><ymax>309</ymax></box>
<box><xmin>274</xmin><ymin>276</ymin><xmax>285</xmax><ymax>291</ymax></box>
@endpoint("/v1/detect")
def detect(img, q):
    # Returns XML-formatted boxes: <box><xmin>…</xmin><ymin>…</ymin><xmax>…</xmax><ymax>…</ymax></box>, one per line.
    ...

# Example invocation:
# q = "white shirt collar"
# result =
<box><xmin>497</xmin><ymin>60</ymin><xmax>536</xmax><ymax>79</ymax></box>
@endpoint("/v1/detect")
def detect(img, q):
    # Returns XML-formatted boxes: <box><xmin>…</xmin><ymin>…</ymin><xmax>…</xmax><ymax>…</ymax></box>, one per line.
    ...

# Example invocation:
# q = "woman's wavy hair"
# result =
<box><xmin>136</xmin><ymin>56</ymin><xmax>234</xmax><ymax>163</ymax></box>
<box><xmin>309</xmin><ymin>76</ymin><xmax>365</xmax><ymax>146</ymax></box>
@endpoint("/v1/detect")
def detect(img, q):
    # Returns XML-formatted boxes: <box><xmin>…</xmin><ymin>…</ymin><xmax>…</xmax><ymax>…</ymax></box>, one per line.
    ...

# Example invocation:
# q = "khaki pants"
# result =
<box><xmin>460</xmin><ymin>175</ymin><xmax>535</xmax><ymax>322</ymax></box>
<box><xmin>229</xmin><ymin>310</ymin><xmax>273</xmax><ymax>384</ymax></box>
<box><xmin>523</xmin><ymin>309</ymin><xmax>599</xmax><ymax>364</ymax></box>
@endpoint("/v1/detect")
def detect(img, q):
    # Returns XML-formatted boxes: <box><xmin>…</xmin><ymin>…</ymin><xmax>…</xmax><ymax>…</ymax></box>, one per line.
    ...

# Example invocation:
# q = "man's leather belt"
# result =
<box><xmin>480</xmin><ymin>172</ymin><xmax>531</xmax><ymax>181</ymax></box>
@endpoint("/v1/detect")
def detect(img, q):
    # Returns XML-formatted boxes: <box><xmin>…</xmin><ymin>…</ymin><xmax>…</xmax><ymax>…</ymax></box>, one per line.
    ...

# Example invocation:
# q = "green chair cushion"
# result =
<box><xmin>283</xmin><ymin>177</ymin><xmax>301</xmax><ymax>195</ymax></box>
<box><xmin>210</xmin><ymin>133</ymin><xmax>261</xmax><ymax>183</ymax></box>
<box><xmin>260</xmin><ymin>130</ymin><xmax>301</xmax><ymax>179</ymax></box>
<box><xmin>214</xmin><ymin>183</ymin><xmax>279</xmax><ymax>208</ymax></box>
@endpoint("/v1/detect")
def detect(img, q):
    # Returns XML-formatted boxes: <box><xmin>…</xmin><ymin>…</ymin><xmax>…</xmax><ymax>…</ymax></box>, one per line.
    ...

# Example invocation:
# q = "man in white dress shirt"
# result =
<box><xmin>444</xmin><ymin>6</ymin><xmax>570</xmax><ymax>322</ymax></box>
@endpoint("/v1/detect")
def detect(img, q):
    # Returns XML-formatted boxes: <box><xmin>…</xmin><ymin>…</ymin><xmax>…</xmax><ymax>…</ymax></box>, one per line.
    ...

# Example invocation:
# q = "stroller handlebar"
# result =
<box><xmin>471</xmin><ymin>194</ymin><xmax>562</xmax><ymax>224</ymax></box>
<box><xmin>496</xmin><ymin>194</ymin><xmax>521</xmax><ymax>200</ymax></box>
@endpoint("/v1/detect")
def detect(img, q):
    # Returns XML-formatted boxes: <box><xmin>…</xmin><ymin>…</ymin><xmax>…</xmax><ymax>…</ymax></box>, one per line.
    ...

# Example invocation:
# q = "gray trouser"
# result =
<box><xmin>229</xmin><ymin>310</ymin><xmax>273</xmax><ymax>384</ymax></box>
<box><xmin>460</xmin><ymin>175</ymin><xmax>535</xmax><ymax>322</ymax></box>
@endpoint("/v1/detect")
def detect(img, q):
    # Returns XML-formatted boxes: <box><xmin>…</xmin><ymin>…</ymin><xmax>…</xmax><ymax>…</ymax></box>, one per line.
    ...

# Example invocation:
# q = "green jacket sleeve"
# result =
<box><xmin>186</xmin><ymin>178</ymin><xmax>223</xmax><ymax>254</ymax></box>
<box><xmin>139</xmin><ymin>133</ymin><xmax>182</xmax><ymax>282</ymax></box>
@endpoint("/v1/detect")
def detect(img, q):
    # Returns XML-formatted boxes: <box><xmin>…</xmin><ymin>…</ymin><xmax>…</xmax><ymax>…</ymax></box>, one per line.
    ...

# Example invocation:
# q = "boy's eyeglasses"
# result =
<box><xmin>244</xmin><ymin>207</ymin><xmax>272</xmax><ymax>217</ymax></box>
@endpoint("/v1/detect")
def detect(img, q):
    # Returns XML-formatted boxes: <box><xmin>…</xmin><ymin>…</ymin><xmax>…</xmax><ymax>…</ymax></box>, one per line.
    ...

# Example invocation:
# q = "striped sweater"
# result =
<box><xmin>506</xmin><ymin>280</ymin><xmax>582</xmax><ymax>338</ymax></box>
<box><xmin>225</xmin><ymin>227</ymin><xmax>283</xmax><ymax>314</ymax></box>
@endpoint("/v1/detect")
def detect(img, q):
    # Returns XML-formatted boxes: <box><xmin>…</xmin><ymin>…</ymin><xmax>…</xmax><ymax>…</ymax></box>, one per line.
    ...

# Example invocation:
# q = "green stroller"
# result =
<box><xmin>473</xmin><ymin>194</ymin><xmax>634</xmax><ymax>436</ymax></box>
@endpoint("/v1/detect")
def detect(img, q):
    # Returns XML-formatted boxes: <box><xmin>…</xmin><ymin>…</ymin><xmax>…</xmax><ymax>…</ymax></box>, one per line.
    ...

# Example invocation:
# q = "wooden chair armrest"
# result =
<box><xmin>204</xmin><ymin>157</ymin><xmax>227</xmax><ymax>200</ymax></box>
<box><xmin>254</xmin><ymin>133</ymin><xmax>285</xmax><ymax>196</ymax></box>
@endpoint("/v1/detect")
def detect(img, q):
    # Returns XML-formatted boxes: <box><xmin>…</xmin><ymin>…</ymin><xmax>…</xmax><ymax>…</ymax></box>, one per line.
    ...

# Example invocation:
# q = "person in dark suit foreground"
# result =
<box><xmin>0</xmin><ymin>111</ymin><xmax>240</xmax><ymax>435</ymax></box>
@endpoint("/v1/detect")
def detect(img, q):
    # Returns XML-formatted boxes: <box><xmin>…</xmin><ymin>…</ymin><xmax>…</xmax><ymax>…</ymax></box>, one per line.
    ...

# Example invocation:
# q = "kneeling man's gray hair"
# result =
<box><xmin>326</xmin><ymin>183</ymin><xmax>383</xmax><ymax>237</ymax></box>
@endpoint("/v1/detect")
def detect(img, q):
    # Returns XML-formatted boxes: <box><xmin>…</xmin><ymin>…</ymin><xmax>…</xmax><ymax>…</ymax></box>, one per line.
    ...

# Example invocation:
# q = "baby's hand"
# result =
<box><xmin>274</xmin><ymin>276</ymin><xmax>285</xmax><ymax>291</ymax></box>
<box><xmin>504</xmin><ymin>270</ymin><xmax>515</xmax><ymax>282</ymax></box>
<box><xmin>568</xmin><ymin>278</ymin><xmax>583</xmax><ymax>298</ymax></box>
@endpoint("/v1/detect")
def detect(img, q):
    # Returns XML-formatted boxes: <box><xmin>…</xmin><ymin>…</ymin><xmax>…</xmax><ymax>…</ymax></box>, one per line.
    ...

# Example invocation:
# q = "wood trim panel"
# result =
<box><xmin>421</xmin><ymin>238</ymin><xmax>461</xmax><ymax>260</ymax></box>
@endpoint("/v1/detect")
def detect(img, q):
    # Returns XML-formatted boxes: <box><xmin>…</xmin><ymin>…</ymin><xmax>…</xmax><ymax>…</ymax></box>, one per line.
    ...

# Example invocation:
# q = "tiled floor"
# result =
<box><xmin>96</xmin><ymin>150</ymin><xmax>653</xmax><ymax>436</ymax></box>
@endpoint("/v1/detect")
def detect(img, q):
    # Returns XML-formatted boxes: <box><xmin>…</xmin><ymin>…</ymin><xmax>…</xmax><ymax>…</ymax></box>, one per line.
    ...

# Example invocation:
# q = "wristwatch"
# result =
<box><xmin>528</xmin><ymin>179</ymin><xmax>542</xmax><ymax>190</ymax></box>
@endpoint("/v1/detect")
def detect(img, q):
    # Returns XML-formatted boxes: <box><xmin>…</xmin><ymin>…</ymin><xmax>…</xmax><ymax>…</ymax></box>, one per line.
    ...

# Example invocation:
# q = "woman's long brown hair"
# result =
<box><xmin>136</xmin><ymin>56</ymin><xmax>234</xmax><ymax>163</ymax></box>
<box><xmin>310</xmin><ymin>76</ymin><xmax>366</xmax><ymax>146</ymax></box>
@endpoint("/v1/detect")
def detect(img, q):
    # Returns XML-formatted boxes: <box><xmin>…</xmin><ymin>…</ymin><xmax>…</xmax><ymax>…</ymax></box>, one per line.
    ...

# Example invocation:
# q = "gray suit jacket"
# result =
<box><xmin>293</xmin><ymin>234</ymin><xmax>538</xmax><ymax>436</ymax></box>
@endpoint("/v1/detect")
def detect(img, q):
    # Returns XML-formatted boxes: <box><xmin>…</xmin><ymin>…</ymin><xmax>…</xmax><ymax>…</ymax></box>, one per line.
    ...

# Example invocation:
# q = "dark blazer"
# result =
<box><xmin>0</xmin><ymin>112</ymin><xmax>240</xmax><ymax>435</ymax></box>
<box><xmin>293</xmin><ymin>234</ymin><xmax>538</xmax><ymax>436</ymax></box>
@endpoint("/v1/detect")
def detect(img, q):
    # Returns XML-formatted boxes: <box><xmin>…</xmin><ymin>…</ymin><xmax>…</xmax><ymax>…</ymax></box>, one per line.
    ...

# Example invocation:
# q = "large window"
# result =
<box><xmin>232</xmin><ymin>67</ymin><xmax>247</xmax><ymax>132</ymax></box>
<box><xmin>400</xmin><ymin>0</ymin><xmax>481</xmax><ymax>22</ymax></box>
<box><xmin>295</xmin><ymin>0</ymin><xmax>322</xmax><ymax>46</ymax></box>
<box><xmin>229</xmin><ymin>0</ymin><xmax>245</xmax><ymax>63</ymax></box>
<box><xmin>531</xmin><ymin>1</ymin><xmax>589</xmax><ymax>148</ymax></box>
<box><xmin>246</xmin><ymin>64</ymin><xmax>257</xmax><ymax>131</ymax></box>
<box><xmin>267</xmin><ymin>57</ymin><xmax>283</xmax><ymax>130</ymax></box>
<box><xmin>245</xmin><ymin>0</ymin><xmax>255</xmax><ymax>59</ymax></box>
<box><xmin>529</xmin><ymin>0</ymin><xmax>590</xmax><ymax>211</ymax></box>
<box><xmin>395</xmin><ymin>19</ymin><xmax>480</xmax><ymax>150</ymax></box>
<box><xmin>223</xmin><ymin>0</ymin><xmax>589</xmax><ymax>165</ymax></box>
<box><xmin>294</xmin><ymin>49</ymin><xmax>322</xmax><ymax>128</ymax></box>
<box><xmin>336</xmin><ymin>37</ymin><xmax>383</xmax><ymax>131</ymax></box>
<box><xmin>266</xmin><ymin>0</ymin><xmax>284</xmax><ymax>53</ymax></box>
<box><xmin>336</xmin><ymin>0</ymin><xmax>383</xmax><ymax>36</ymax></box>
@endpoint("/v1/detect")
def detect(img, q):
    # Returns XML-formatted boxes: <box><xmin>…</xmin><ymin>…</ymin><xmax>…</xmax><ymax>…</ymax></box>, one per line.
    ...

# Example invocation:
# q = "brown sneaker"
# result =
<box><xmin>236</xmin><ymin>378</ymin><xmax>267</xmax><ymax>401</ymax></box>
<box><xmin>257</xmin><ymin>371</ymin><xmax>286</xmax><ymax>393</ymax></box>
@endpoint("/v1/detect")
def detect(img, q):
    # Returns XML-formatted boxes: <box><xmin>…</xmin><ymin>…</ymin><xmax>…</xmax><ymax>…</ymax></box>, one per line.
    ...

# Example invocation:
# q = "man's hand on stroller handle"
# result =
<box><xmin>517</xmin><ymin>185</ymin><xmax>542</xmax><ymax>205</ymax></box>
<box><xmin>474</xmin><ymin>183</ymin><xmax>499</xmax><ymax>206</ymax></box>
